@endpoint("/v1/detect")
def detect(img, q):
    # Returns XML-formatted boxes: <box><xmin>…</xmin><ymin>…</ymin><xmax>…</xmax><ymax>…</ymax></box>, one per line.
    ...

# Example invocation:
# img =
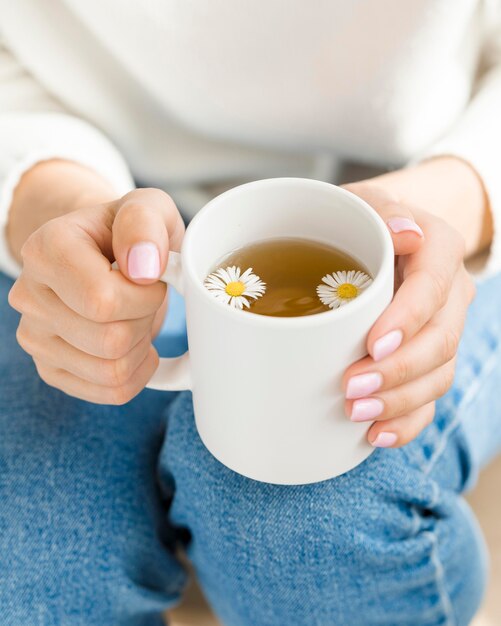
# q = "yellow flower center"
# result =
<box><xmin>225</xmin><ymin>281</ymin><xmax>246</xmax><ymax>297</ymax></box>
<box><xmin>336</xmin><ymin>283</ymin><xmax>358</xmax><ymax>299</ymax></box>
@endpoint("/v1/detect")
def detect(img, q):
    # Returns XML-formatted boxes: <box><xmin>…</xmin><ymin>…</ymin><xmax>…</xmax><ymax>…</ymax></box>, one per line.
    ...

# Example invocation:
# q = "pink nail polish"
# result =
<box><xmin>346</xmin><ymin>372</ymin><xmax>383</xmax><ymax>400</ymax></box>
<box><xmin>351</xmin><ymin>398</ymin><xmax>384</xmax><ymax>422</ymax></box>
<box><xmin>387</xmin><ymin>217</ymin><xmax>424</xmax><ymax>237</ymax></box>
<box><xmin>128</xmin><ymin>242</ymin><xmax>160</xmax><ymax>279</ymax></box>
<box><xmin>372</xmin><ymin>329</ymin><xmax>403</xmax><ymax>362</ymax></box>
<box><xmin>371</xmin><ymin>432</ymin><xmax>398</xmax><ymax>448</ymax></box>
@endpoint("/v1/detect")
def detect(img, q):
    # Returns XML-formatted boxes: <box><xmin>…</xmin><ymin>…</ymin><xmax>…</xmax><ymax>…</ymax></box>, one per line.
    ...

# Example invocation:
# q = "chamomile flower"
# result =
<box><xmin>204</xmin><ymin>266</ymin><xmax>266</xmax><ymax>309</ymax></box>
<box><xmin>317</xmin><ymin>270</ymin><xmax>372</xmax><ymax>309</ymax></box>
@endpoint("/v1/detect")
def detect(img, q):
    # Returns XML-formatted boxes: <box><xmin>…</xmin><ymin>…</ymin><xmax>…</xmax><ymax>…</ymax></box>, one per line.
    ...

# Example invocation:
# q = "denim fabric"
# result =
<box><xmin>1</xmin><ymin>270</ymin><xmax>500</xmax><ymax>625</ymax></box>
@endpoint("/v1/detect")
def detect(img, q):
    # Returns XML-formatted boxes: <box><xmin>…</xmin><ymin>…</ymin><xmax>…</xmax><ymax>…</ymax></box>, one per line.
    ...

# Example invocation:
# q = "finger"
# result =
<box><xmin>343</xmin><ymin>270</ymin><xmax>469</xmax><ymax>396</ymax></box>
<box><xmin>112</xmin><ymin>188</ymin><xmax>185</xmax><ymax>284</ymax></box>
<box><xmin>367</xmin><ymin>216</ymin><xmax>465</xmax><ymax>361</ymax></box>
<box><xmin>17</xmin><ymin>319</ymin><xmax>152</xmax><ymax>386</ymax></box>
<box><xmin>346</xmin><ymin>360</ymin><xmax>455</xmax><ymax>422</ymax></box>
<box><xmin>21</xmin><ymin>216</ymin><xmax>167</xmax><ymax>322</ymax></box>
<box><xmin>33</xmin><ymin>345</ymin><xmax>159</xmax><ymax>405</ymax></box>
<box><xmin>342</xmin><ymin>183</ymin><xmax>424</xmax><ymax>256</ymax></box>
<box><xmin>367</xmin><ymin>402</ymin><xmax>436</xmax><ymax>448</ymax></box>
<box><xmin>10</xmin><ymin>277</ymin><xmax>155</xmax><ymax>359</ymax></box>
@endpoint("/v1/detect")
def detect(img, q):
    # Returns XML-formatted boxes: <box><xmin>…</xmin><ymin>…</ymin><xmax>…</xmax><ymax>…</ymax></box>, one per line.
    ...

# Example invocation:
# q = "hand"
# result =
<box><xmin>9</xmin><ymin>188</ymin><xmax>185</xmax><ymax>404</ymax></box>
<box><xmin>342</xmin><ymin>182</ymin><xmax>476</xmax><ymax>448</ymax></box>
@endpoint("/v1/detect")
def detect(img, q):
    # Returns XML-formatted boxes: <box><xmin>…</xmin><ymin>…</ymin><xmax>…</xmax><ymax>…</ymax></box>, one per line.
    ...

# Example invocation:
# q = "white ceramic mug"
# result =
<box><xmin>146</xmin><ymin>178</ymin><xmax>394</xmax><ymax>485</ymax></box>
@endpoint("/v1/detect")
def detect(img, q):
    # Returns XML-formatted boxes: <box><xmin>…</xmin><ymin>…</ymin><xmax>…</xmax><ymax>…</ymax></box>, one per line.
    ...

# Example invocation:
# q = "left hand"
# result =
<box><xmin>342</xmin><ymin>182</ymin><xmax>476</xmax><ymax>448</ymax></box>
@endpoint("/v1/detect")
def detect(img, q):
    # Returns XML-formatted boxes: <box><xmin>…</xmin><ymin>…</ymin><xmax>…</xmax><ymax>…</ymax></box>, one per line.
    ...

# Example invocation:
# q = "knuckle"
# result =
<box><xmin>118</xmin><ymin>201</ymin><xmax>147</xmax><ymax>222</ymax></box>
<box><xmin>9</xmin><ymin>279</ymin><xmax>39</xmax><ymax>317</ymax></box>
<box><xmin>33</xmin><ymin>359</ymin><xmax>55</xmax><ymax>387</ymax></box>
<box><xmin>101</xmin><ymin>356</ymin><xmax>133</xmax><ymax>388</ymax></box>
<box><xmin>20</xmin><ymin>230</ymin><xmax>42</xmax><ymax>264</ymax></box>
<box><xmin>441</xmin><ymin>327</ymin><xmax>460</xmax><ymax>362</ymax></box>
<box><xmin>118</xmin><ymin>201</ymin><xmax>160</xmax><ymax>230</ymax></box>
<box><xmin>101</xmin><ymin>322</ymin><xmax>134</xmax><ymax>359</ymax></box>
<box><xmin>8</xmin><ymin>280</ymin><xmax>24</xmax><ymax>311</ymax></box>
<box><xmin>84</xmin><ymin>282</ymin><xmax>117</xmax><ymax>323</ymax></box>
<box><xmin>15</xmin><ymin>323</ymin><xmax>35</xmax><ymax>355</ymax></box>
<box><xmin>22</xmin><ymin>220</ymin><xmax>66</xmax><ymax>268</ymax></box>
<box><xmin>393</xmin><ymin>393</ymin><xmax>410</xmax><ymax>418</ymax></box>
<box><xmin>419</xmin><ymin>402</ymin><xmax>436</xmax><ymax>429</ymax></box>
<box><xmin>438</xmin><ymin>365</ymin><xmax>456</xmax><ymax>396</ymax></box>
<box><xmin>392</xmin><ymin>357</ymin><xmax>409</xmax><ymax>386</ymax></box>
<box><xmin>424</xmin><ymin>406</ymin><xmax>435</xmax><ymax>426</ymax></box>
<box><xmin>407</xmin><ymin>303</ymin><xmax>426</xmax><ymax>333</ymax></box>
<box><xmin>108</xmin><ymin>384</ymin><xmax>135</xmax><ymax>406</ymax></box>
<box><xmin>43</xmin><ymin>217</ymin><xmax>67</xmax><ymax>239</ymax></box>
<box><xmin>429</xmin><ymin>269</ymin><xmax>449</xmax><ymax>309</ymax></box>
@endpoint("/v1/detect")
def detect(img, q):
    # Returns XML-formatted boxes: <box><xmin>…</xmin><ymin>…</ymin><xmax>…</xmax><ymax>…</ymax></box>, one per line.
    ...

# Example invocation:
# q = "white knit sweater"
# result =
<box><xmin>1</xmin><ymin>0</ymin><xmax>500</xmax><ymax>276</ymax></box>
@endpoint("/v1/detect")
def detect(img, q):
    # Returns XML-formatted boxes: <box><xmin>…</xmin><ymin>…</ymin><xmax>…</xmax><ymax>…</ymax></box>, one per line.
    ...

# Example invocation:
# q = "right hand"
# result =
<box><xmin>8</xmin><ymin>188</ymin><xmax>185</xmax><ymax>404</ymax></box>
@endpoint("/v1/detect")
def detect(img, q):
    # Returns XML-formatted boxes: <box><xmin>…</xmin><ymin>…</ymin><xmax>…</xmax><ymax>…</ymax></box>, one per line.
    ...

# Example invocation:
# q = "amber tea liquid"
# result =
<box><xmin>214</xmin><ymin>237</ymin><xmax>370</xmax><ymax>317</ymax></box>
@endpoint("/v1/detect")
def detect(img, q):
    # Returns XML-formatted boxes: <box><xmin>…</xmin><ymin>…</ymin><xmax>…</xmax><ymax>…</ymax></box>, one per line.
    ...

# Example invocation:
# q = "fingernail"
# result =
<box><xmin>387</xmin><ymin>217</ymin><xmax>424</xmax><ymax>237</ymax></box>
<box><xmin>370</xmin><ymin>432</ymin><xmax>398</xmax><ymax>448</ymax></box>
<box><xmin>351</xmin><ymin>398</ymin><xmax>384</xmax><ymax>422</ymax></box>
<box><xmin>372</xmin><ymin>329</ymin><xmax>403</xmax><ymax>362</ymax></box>
<box><xmin>128</xmin><ymin>242</ymin><xmax>160</xmax><ymax>279</ymax></box>
<box><xmin>346</xmin><ymin>372</ymin><xmax>383</xmax><ymax>399</ymax></box>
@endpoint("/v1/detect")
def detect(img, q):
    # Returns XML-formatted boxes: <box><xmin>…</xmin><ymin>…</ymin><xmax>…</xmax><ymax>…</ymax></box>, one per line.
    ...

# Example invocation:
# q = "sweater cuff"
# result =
<box><xmin>0</xmin><ymin>113</ymin><xmax>134</xmax><ymax>278</ymax></box>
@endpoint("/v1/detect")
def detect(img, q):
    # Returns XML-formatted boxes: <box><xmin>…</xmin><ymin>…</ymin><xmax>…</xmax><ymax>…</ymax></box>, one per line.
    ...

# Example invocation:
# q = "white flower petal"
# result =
<box><xmin>322</xmin><ymin>274</ymin><xmax>338</xmax><ymax>289</ymax></box>
<box><xmin>240</xmin><ymin>267</ymin><xmax>253</xmax><ymax>281</ymax></box>
<box><xmin>317</xmin><ymin>269</ymin><xmax>372</xmax><ymax>309</ymax></box>
<box><xmin>204</xmin><ymin>265</ymin><xmax>266</xmax><ymax>308</ymax></box>
<box><xmin>333</xmin><ymin>271</ymin><xmax>347</xmax><ymax>285</ymax></box>
<box><xmin>204</xmin><ymin>276</ymin><xmax>226</xmax><ymax>290</ymax></box>
<box><xmin>215</xmin><ymin>268</ymin><xmax>232</xmax><ymax>284</ymax></box>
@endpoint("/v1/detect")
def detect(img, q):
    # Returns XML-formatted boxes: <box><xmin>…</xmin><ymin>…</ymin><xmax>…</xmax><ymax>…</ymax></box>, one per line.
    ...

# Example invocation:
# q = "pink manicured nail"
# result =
<box><xmin>387</xmin><ymin>217</ymin><xmax>424</xmax><ymax>237</ymax></box>
<box><xmin>371</xmin><ymin>432</ymin><xmax>398</xmax><ymax>448</ymax></box>
<box><xmin>346</xmin><ymin>372</ymin><xmax>383</xmax><ymax>399</ymax></box>
<box><xmin>128</xmin><ymin>242</ymin><xmax>160</xmax><ymax>279</ymax></box>
<box><xmin>351</xmin><ymin>398</ymin><xmax>384</xmax><ymax>422</ymax></box>
<box><xmin>372</xmin><ymin>329</ymin><xmax>403</xmax><ymax>362</ymax></box>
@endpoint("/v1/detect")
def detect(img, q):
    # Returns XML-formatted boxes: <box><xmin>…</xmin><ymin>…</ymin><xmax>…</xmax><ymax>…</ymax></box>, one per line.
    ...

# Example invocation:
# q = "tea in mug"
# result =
<box><xmin>205</xmin><ymin>237</ymin><xmax>372</xmax><ymax>317</ymax></box>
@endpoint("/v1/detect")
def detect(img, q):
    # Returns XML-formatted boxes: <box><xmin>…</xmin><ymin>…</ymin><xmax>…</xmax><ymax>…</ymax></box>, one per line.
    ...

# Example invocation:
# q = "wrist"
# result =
<box><xmin>366</xmin><ymin>156</ymin><xmax>492</xmax><ymax>257</ymax></box>
<box><xmin>7</xmin><ymin>159</ymin><xmax>118</xmax><ymax>262</ymax></box>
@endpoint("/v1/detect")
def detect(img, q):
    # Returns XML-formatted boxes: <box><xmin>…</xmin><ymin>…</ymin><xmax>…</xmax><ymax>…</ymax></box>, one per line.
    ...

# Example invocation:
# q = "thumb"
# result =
<box><xmin>111</xmin><ymin>188</ymin><xmax>184</xmax><ymax>285</ymax></box>
<box><xmin>343</xmin><ymin>183</ymin><xmax>424</xmax><ymax>256</ymax></box>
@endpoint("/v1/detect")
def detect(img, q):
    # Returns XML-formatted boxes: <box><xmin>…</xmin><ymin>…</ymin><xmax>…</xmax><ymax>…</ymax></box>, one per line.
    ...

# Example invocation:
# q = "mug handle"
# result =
<box><xmin>145</xmin><ymin>251</ymin><xmax>192</xmax><ymax>391</ymax></box>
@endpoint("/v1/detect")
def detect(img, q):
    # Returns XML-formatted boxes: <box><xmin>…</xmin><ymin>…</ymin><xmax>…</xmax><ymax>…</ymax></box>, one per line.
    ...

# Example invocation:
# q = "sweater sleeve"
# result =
<box><xmin>0</xmin><ymin>42</ymin><xmax>134</xmax><ymax>278</ymax></box>
<box><xmin>417</xmin><ymin>9</ymin><xmax>501</xmax><ymax>277</ymax></box>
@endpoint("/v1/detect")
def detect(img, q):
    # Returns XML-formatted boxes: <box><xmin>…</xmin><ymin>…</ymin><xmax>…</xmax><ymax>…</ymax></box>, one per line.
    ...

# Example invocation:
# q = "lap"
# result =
<box><xmin>2</xmin><ymin>266</ymin><xmax>500</xmax><ymax>625</ymax></box>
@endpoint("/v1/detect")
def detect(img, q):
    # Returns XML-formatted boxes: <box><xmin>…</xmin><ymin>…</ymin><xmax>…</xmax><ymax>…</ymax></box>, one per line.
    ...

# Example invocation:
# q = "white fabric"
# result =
<box><xmin>0</xmin><ymin>0</ymin><xmax>500</xmax><ymax>276</ymax></box>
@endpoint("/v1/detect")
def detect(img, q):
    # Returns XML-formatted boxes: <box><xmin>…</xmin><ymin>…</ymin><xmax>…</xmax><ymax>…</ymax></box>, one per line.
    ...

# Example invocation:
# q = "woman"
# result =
<box><xmin>1</xmin><ymin>1</ymin><xmax>500</xmax><ymax>624</ymax></box>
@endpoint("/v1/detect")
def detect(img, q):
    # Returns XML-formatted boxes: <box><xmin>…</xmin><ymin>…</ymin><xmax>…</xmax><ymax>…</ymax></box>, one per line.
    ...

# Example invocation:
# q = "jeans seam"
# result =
<box><xmin>423</xmin><ymin>342</ymin><xmax>501</xmax><ymax>477</ymax></box>
<box><xmin>406</xmin><ymin>341</ymin><xmax>501</xmax><ymax>626</ymax></box>
<box><xmin>409</xmin><ymin>481</ymin><xmax>455</xmax><ymax>626</ymax></box>
<box><xmin>426</xmin><ymin>529</ymin><xmax>456</xmax><ymax>626</ymax></box>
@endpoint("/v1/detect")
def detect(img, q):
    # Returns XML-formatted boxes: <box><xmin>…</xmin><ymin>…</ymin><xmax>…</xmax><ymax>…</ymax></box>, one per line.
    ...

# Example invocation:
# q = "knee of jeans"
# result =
<box><xmin>0</xmin><ymin>478</ymin><xmax>185</xmax><ymax>625</ymax></box>
<box><xmin>0</xmin><ymin>388</ymin><xmax>185</xmax><ymax>623</ymax></box>
<box><xmin>165</xmin><ymin>398</ymin><xmax>487</xmax><ymax>625</ymax></box>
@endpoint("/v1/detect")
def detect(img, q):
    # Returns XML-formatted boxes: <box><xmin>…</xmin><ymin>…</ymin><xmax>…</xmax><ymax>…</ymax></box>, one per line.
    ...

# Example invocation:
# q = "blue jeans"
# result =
<box><xmin>1</xmin><ymin>271</ymin><xmax>500</xmax><ymax>626</ymax></box>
